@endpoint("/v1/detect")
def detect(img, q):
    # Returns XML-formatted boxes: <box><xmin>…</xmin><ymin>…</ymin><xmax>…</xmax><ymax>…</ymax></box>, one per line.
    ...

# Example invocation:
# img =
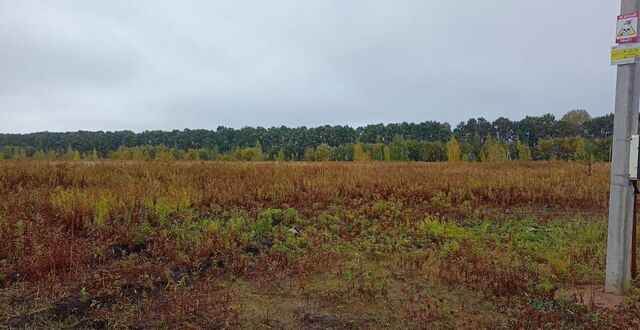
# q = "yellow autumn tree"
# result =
<box><xmin>353</xmin><ymin>143</ymin><xmax>371</xmax><ymax>162</ymax></box>
<box><xmin>446</xmin><ymin>137</ymin><xmax>461</xmax><ymax>162</ymax></box>
<box><xmin>251</xmin><ymin>142</ymin><xmax>266</xmax><ymax>161</ymax></box>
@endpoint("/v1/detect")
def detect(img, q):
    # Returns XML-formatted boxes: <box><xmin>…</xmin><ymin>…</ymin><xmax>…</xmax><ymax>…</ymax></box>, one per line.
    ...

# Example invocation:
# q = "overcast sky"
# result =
<box><xmin>0</xmin><ymin>1</ymin><xmax>621</xmax><ymax>133</ymax></box>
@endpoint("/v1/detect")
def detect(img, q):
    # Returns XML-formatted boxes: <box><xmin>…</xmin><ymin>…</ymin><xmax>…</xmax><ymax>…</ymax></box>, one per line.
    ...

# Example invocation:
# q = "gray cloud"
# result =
<box><xmin>0</xmin><ymin>0</ymin><xmax>620</xmax><ymax>133</ymax></box>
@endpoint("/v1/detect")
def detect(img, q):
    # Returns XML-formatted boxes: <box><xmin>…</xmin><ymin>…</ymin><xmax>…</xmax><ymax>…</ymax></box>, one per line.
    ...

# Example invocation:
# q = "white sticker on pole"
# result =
<box><xmin>617</xmin><ymin>13</ymin><xmax>639</xmax><ymax>44</ymax></box>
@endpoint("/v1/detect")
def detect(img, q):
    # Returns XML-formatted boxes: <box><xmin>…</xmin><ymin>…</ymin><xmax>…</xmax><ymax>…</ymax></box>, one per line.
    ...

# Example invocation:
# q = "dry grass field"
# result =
<box><xmin>0</xmin><ymin>161</ymin><xmax>638</xmax><ymax>328</ymax></box>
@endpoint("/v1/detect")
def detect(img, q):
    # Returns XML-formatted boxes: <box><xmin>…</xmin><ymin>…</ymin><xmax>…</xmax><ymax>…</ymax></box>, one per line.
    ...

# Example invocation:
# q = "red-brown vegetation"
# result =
<box><xmin>0</xmin><ymin>161</ymin><xmax>637</xmax><ymax>328</ymax></box>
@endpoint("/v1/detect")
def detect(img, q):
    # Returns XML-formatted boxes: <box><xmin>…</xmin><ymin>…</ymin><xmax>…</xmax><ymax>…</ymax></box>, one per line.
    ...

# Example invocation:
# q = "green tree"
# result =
<box><xmin>481</xmin><ymin>135</ymin><xmax>507</xmax><ymax>162</ymax></box>
<box><xmin>367</xmin><ymin>143</ymin><xmax>385</xmax><ymax>161</ymax></box>
<box><xmin>405</xmin><ymin>139</ymin><xmax>421</xmax><ymax>161</ymax></box>
<box><xmin>131</xmin><ymin>147</ymin><xmax>146</xmax><ymax>161</ymax></box>
<box><xmin>331</xmin><ymin>144</ymin><xmax>354</xmax><ymax>161</ymax></box>
<box><xmin>574</xmin><ymin>137</ymin><xmax>596</xmax><ymax>176</ymax></box>
<box><xmin>184</xmin><ymin>149</ymin><xmax>199</xmax><ymax>160</ymax></box>
<box><xmin>85</xmin><ymin>148</ymin><xmax>99</xmax><ymax>161</ymax></box>
<box><xmin>304</xmin><ymin>148</ymin><xmax>316</xmax><ymax>161</ymax></box>
<box><xmin>33</xmin><ymin>150</ymin><xmax>47</xmax><ymax>160</ymax></box>
<box><xmin>535</xmin><ymin>139</ymin><xmax>556</xmax><ymax>160</ymax></box>
<box><xmin>232</xmin><ymin>147</ymin><xmax>246</xmax><ymax>161</ymax></box>
<box><xmin>421</xmin><ymin>141</ymin><xmax>447</xmax><ymax>162</ymax></box>
<box><xmin>65</xmin><ymin>147</ymin><xmax>81</xmax><ymax>161</ymax></box>
<box><xmin>383</xmin><ymin>146</ymin><xmax>391</xmax><ymax>161</ymax></box>
<box><xmin>155</xmin><ymin>146</ymin><xmax>176</xmax><ymax>161</ymax></box>
<box><xmin>197</xmin><ymin>149</ymin><xmax>210</xmax><ymax>160</ymax></box>
<box><xmin>110</xmin><ymin>147</ymin><xmax>128</xmax><ymax>160</ymax></box>
<box><xmin>562</xmin><ymin>109</ymin><xmax>592</xmax><ymax>127</ymax></box>
<box><xmin>250</xmin><ymin>142</ymin><xmax>266</xmax><ymax>161</ymax></box>
<box><xmin>315</xmin><ymin>144</ymin><xmax>331</xmax><ymax>161</ymax></box>
<box><xmin>12</xmin><ymin>147</ymin><xmax>27</xmax><ymax>160</ymax></box>
<box><xmin>389</xmin><ymin>135</ymin><xmax>409</xmax><ymax>161</ymax></box>
<box><xmin>516</xmin><ymin>141</ymin><xmax>532</xmax><ymax>161</ymax></box>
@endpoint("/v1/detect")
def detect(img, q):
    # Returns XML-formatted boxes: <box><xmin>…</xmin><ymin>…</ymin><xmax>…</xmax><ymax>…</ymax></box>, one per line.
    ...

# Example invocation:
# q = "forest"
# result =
<box><xmin>2</xmin><ymin>110</ymin><xmax>638</xmax><ymax>328</ymax></box>
<box><xmin>0</xmin><ymin>110</ymin><xmax>614</xmax><ymax>162</ymax></box>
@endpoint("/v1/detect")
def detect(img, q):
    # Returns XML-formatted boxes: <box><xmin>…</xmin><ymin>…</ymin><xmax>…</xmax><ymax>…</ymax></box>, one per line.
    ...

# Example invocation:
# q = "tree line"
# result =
<box><xmin>0</xmin><ymin>110</ymin><xmax>615</xmax><ymax>162</ymax></box>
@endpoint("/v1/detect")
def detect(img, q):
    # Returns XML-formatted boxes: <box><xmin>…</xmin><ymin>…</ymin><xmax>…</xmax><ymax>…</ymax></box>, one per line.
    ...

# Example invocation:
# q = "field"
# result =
<box><xmin>0</xmin><ymin>161</ymin><xmax>638</xmax><ymax>328</ymax></box>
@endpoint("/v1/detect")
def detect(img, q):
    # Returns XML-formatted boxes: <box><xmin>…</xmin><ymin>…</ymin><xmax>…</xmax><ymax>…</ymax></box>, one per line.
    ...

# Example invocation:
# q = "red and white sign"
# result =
<box><xmin>617</xmin><ymin>13</ymin><xmax>639</xmax><ymax>44</ymax></box>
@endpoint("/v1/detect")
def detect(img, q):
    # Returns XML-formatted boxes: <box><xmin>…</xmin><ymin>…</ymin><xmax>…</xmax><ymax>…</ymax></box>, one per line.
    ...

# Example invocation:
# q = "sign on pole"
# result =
<box><xmin>613</xmin><ymin>12</ymin><xmax>640</xmax><ymax>66</ymax></box>
<box><xmin>612</xmin><ymin>43</ymin><xmax>640</xmax><ymax>65</ymax></box>
<box><xmin>617</xmin><ymin>13</ymin><xmax>639</xmax><ymax>44</ymax></box>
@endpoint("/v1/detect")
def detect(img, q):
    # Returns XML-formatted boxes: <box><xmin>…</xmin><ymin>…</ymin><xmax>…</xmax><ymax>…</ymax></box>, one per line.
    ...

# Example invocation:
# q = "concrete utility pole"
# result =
<box><xmin>606</xmin><ymin>0</ymin><xmax>640</xmax><ymax>295</ymax></box>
